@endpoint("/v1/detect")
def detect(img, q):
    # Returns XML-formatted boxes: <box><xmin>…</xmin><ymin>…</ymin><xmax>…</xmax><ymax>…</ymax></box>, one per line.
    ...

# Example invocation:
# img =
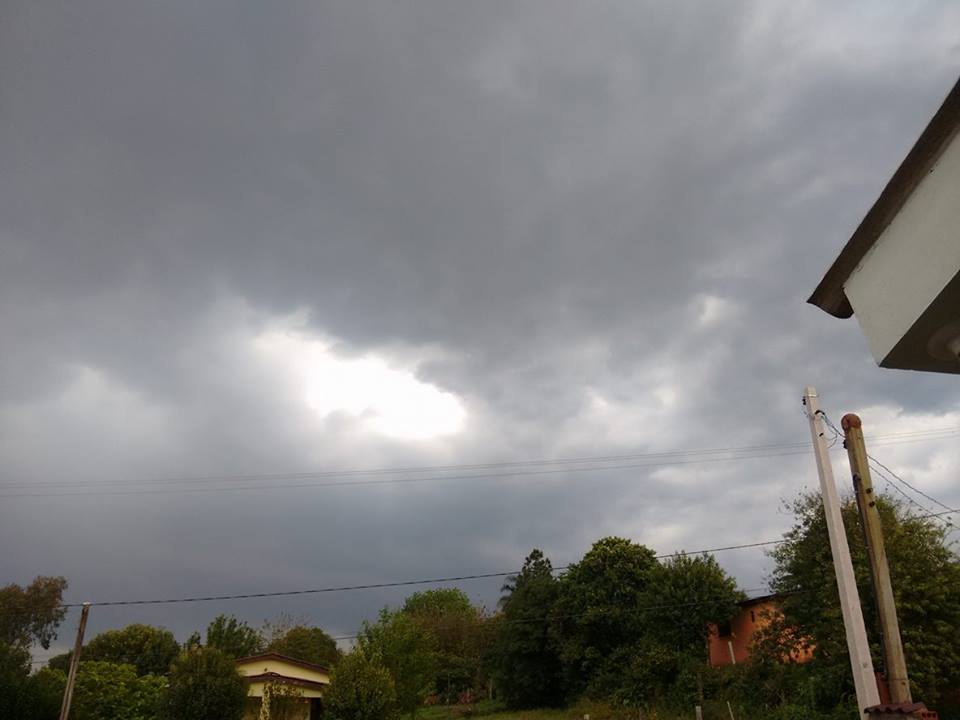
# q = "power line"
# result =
<box><xmin>817</xmin><ymin>412</ymin><xmax>957</xmax><ymax>529</ymax></box>
<box><xmin>4</xmin><ymin>427</ymin><xmax>958</xmax><ymax>500</ymax></box>
<box><xmin>868</xmin><ymin>454</ymin><xmax>956</xmax><ymax>516</ymax></box>
<box><xmin>2</xmin><ymin>426</ymin><xmax>956</xmax><ymax>497</ymax></box>
<box><xmin>49</xmin><ymin>539</ymin><xmax>786</xmax><ymax>610</ymax></box>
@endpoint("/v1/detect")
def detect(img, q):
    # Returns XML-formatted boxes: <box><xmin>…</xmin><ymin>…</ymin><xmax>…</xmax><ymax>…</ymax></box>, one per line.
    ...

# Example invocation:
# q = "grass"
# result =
<box><xmin>417</xmin><ymin>700</ymin><xmax>689</xmax><ymax>720</ymax></box>
<box><xmin>417</xmin><ymin>699</ymin><xmax>757</xmax><ymax>720</ymax></box>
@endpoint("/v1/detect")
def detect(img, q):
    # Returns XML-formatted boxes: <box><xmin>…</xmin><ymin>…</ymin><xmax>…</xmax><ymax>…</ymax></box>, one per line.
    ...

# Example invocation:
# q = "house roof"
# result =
<box><xmin>243</xmin><ymin>671</ymin><xmax>328</xmax><ymax>691</ymax></box>
<box><xmin>738</xmin><ymin>593</ymin><xmax>780</xmax><ymax>608</ymax></box>
<box><xmin>808</xmin><ymin>75</ymin><xmax>960</xmax><ymax>318</ymax></box>
<box><xmin>235</xmin><ymin>652</ymin><xmax>331</xmax><ymax>675</ymax></box>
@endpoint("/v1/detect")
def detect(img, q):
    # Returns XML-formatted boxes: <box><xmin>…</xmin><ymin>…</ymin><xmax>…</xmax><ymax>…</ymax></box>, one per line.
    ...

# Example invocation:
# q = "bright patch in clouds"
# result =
<box><xmin>255</xmin><ymin>326</ymin><xmax>467</xmax><ymax>441</ymax></box>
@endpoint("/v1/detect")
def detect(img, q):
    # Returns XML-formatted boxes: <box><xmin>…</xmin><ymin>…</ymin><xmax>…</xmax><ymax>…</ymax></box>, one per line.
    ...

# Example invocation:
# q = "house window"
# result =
<box><xmin>717</xmin><ymin>620</ymin><xmax>732</xmax><ymax>637</ymax></box>
<box><xmin>750</xmin><ymin>610</ymin><xmax>756</xmax><ymax>623</ymax></box>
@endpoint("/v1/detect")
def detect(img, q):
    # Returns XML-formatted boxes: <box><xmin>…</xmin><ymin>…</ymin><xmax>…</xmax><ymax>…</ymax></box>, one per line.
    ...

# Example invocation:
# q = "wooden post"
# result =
<box><xmin>803</xmin><ymin>387</ymin><xmax>879</xmax><ymax>717</ymax></box>
<box><xmin>58</xmin><ymin>602</ymin><xmax>91</xmax><ymax>720</ymax></box>
<box><xmin>842</xmin><ymin>414</ymin><xmax>912</xmax><ymax>705</ymax></box>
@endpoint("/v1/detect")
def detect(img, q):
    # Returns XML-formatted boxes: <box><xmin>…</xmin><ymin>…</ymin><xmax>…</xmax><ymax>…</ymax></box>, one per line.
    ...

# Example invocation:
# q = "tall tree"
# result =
<box><xmin>81</xmin><ymin>624</ymin><xmax>180</xmax><ymax>676</ymax></box>
<box><xmin>0</xmin><ymin>576</ymin><xmax>68</xmax><ymax>651</ymax></box>
<box><xmin>761</xmin><ymin>492</ymin><xmax>960</xmax><ymax>713</ymax></box>
<box><xmin>163</xmin><ymin>646</ymin><xmax>247</xmax><ymax>720</ymax></box>
<box><xmin>551</xmin><ymin>537</ymin><xmax>659</xmax><ymax>698</ymax></box>
<box><xmin>359</xmin><ymin>609</ymin><xmax>434</xmax><ymax>718</ymax></box>
<box><xmin>401</xmin><ymin>588</ymin><xmax>489</xmax><ymax>702</ymax></box>
<box><xmin>493</xmin><ymin>549</ymin><xmax>563</xmax><ymax>708</ymax></box>
<box><xmin>0</xmin><ymin>576</ymin><xmax>68</xmax><ymax>720</ymax></box>
<box><xmin>644</xmin><ymin>553</ymin><xmax>742</xmax><ymax>650</ymax></box>
<box><xmin>206</xmin><ymin>615</ymin><xmax>264</xmax><ymax>658</ymax></box>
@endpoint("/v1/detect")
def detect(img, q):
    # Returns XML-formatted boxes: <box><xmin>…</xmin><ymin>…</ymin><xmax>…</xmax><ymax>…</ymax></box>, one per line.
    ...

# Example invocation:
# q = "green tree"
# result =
<box><xmin>359</xmin><ymin>609</ymin><xmax>435</xmax><ymax>717</ymax></box>
<box><xmin>0</xmin><ymin>641</ymin><xmax>32</xmax><ymax>719</ymax></box>
<box><xmin>551</xmin><ymin>536</ymin><xmax>659</xmax><ymax>698</ymax></box>
<box><xmin>326</xmin><ymin>649</ymin><xmax>399</xmax><ymax>720</ymax></box>
<box><xmin>266</xmin><ymin>625</ymin><xmax>340</xmax><ymax>667</ymax></box>
<box><xmin>71</xmin><ymin>661</ymin><xmax>165</xmax><ymax>720</ymax></box>
<box><xmin>21</xmin><ymin>666</ymin><xmax>66</xmax><ymax>720</ymax></box>
<box><xmin>163</xmin><ymin>646</ymin><xmax>247</xmax><ymax>720</ymax></box>
<box><xmin>493</xmin><ymin>549</ymin><xmax>563</xmax><ymax>708</ymax></box>
<box><xmin>759</xmin><ymin>492</ymin><xmax>960</xmax><ymax>714</ymax></box>
<box><xmin>0</xmin><ymin>576</ymin><xmax>68</xmax><ymax>650</ymax></box>
<box><xmin>402</xmin><ymin>589</ymin><xmax>473</xmax><ymax>617</ymax></box>
<box><xmin>644</xmin><ymin>553</ymin><xmax>742</xmax><ymax>650</ymax></box>
<box><xmin>401</xmin><ymin>588</ymin><xmax>489</xmax><ymax>702</ymax></box>
<box><xmin>0</xmin><ymin>576</ymin><xmax>68</xmax><ymax>719</ymax></box>
<box><xmin>206</xmin><ymin>614</ymin><xmax>264</xmax><ymax>658</ymax></box>
<box><xmin>81</xmin><ymin>624</ymin><xmax>180</xmax><ymax>676</ymax></box>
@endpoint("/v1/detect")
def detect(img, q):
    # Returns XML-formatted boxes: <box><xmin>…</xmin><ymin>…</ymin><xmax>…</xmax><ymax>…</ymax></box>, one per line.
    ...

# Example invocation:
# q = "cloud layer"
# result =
<box><xmin>2</xmin><ymin>0</ymin><xmax>959</xmax><ymax>649</ymax></box>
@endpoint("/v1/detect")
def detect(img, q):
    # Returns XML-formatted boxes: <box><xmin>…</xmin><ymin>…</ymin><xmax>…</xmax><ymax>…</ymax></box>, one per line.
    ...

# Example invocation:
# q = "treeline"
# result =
<box><xmin>2</xmin><ymin>492</ymin><xmax>959</xmax><ymax>720</ymax></box>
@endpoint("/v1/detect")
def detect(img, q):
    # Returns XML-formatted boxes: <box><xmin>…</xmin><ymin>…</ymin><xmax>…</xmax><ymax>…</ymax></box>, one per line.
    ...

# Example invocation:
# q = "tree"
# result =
<box><xmin>0</xmin><ymin>576</ymin><xmax>68</xmax><ymax>651</ymax></box>
<box><xmin>493</xmin><ymin>549</ymin><xmax>563</xmax><ymax>708</ymax></box>
<box><xmin>644</xmin><ymin>553</ymin><xmax>742</xmax><ymax>650</ymax></box>
<box><xmin>402</xmin><ymin>589</ymin><xmax>473</xmax><ymax>617</ymax></box>
<box><xmin>21</xmin><ymin>667</ymin><xmax>66</xmax><ymax>720</ymax></box>
<box><xmin>551</xmin><ymin>537</ymin><xmax>659</xmax><ymax>698</ymax></box>
<box><xmin>206</xmin><ymin>614</ymin><xmax>264</xmax><ymax>658</ymax></box>
<box><xmin>325</xmin><ymin>649</ymin><xmax>399</xmax><ymax>720</ymax></box>
<box><xmin>759</xmin><ymin>492</ymin><xmax>960</xmax><ymax>714</ymax></box>
<box><xmin>0</xmin><ymin>576</ymin><xmax>68</xmax><ymax>720</ymax></box>
<box><xmin>81</xmin><ymin>624</ymin><xmax>180</xmax><ymax>676</ymax></box>
<box><xmin>401</xmin><ymin>588</ymin><xmax>490</xmax><ymax>702</ymax></box>
<box><xmin>266</xmin><ymin>625</ymin><xmax>340</xmax><ymax>667</ymax></box>
<box><xmin>0</xmin><ymin>640</ymin><xmax>32</xmax><ymax>719</ymax></box>
<box><xmin>71</xmin><ymin>661</ymin><xmax>165</xmax><ymax>720</ymax></box>
<box><xmin>359</xmin><ymin>609</ymin><xmax>435</xmax><ymax>717</ymax></box>
<box><xmin>163</xmin><ymin>646</ymin><xmax>247</xmax><ymax>720</ymax></box>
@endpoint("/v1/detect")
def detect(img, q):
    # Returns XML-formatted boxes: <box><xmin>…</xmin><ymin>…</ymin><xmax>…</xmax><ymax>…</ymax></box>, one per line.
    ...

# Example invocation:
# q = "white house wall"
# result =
<box><xmin>844</xmin><ymin>130</ymin><xmax>960</xmax><ymax>364</ymax></box>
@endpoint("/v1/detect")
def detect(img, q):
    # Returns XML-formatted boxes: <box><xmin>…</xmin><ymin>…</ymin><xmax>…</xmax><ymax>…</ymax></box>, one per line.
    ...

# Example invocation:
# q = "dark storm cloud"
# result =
<box><xmin>2</xmin><ymin>1</ymin><xmax>960</xmax><ymax>647</ymax></box>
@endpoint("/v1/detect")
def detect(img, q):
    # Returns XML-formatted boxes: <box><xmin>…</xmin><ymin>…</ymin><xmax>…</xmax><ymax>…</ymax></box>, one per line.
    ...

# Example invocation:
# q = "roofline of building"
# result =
<box><xmin>243</xmin><ymin>671</ymin><xmax>329</xmax><ymax>690</ymax></box>
<box><xmin>739</xmin><ymin>592</ymin><xmax>781</xmax><ymax>607</ymax></box>
<box><xmin>808</xmin><ymin>75</ymin><xmax>960</xmax><ymax>318</ymax></box>
<box><xmin>235</xmin><ymin>652</ymin><xmax>331</xmax><ymax>675</ymax></box>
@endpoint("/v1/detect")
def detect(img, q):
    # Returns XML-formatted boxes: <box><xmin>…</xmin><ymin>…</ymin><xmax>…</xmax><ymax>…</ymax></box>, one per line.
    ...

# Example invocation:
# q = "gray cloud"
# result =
<box><xmin>2</xmin><ymin>0</ymin><xmax>960</xmax><ymax>648</ymax></box>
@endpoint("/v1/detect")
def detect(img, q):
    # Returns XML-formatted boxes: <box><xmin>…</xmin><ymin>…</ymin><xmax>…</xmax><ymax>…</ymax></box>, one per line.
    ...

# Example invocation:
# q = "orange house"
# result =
<box><xmin>708</xmin><ymin>594</ymin><xmax>813</xmax><ymax>667</ymax></box>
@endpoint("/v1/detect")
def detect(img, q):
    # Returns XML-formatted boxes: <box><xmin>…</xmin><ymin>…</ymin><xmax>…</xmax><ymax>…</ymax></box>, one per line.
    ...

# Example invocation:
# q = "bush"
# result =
<box><xmin>163</xmin><ymin>647</ymin><xmax>246</xmax><ymax>720</ymax></box>
<box><xmin>326</xmin><ymin>649</ymin><xmax>400</xmax><ymax>720</ymax></box>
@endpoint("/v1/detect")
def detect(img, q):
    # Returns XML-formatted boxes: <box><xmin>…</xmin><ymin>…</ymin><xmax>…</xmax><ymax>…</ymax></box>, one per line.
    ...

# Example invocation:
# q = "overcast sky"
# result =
<box><xmin>2</xmin><ymin>1</ymin><xmax>960</xmax><ymax>657</ymax></box>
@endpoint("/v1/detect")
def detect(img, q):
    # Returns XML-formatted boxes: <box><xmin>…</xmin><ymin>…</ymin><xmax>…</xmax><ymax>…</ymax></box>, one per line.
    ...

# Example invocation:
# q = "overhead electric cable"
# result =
<box><xmin>2</xmin><ymin>426</ymin><xmax>956</xmax><ymax>495</ymax></box>
<box><xmin>4</xmin><ymin>426</ymin><xmax>958</xmax><ymax>499</ymax></box>
<box><xmin>47</xmin><ymin>539</ymin><xmax>787</xmax><ymax>609</ymax></box>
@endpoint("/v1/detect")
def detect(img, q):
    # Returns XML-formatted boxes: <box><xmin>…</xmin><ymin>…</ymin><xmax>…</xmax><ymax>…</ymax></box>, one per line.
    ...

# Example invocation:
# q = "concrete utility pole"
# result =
<box><xmin>58</xmin><ymin>602</ymin><xmax>91</xmax><ymax>720</ymax></box>
<box><xmin>842</xmin><ymin>414</ymin><xmax>912</xmax><ymax>705</ymax></box>
<box><xmin>803</xmin><ymin>388</ymin><xmax>879</xmax><ymax>716</ymax></box>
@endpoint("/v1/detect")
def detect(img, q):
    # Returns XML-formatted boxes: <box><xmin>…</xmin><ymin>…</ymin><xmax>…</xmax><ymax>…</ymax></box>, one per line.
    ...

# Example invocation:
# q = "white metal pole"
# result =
<box><xmin>803</xmin><ymin>387</ymin><xmax>879</xmax><ymax>717</ymax></box>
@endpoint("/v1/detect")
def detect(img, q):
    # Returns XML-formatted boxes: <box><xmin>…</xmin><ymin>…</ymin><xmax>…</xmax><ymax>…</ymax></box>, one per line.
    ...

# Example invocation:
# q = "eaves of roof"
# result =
<box><xmin>808</xmin><ymin>75</ymin><xmax>960</xmax><ymax>318</ymax></box>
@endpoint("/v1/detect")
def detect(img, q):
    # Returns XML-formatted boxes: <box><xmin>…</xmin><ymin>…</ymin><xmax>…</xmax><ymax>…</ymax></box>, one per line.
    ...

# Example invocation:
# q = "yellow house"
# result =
<box><xmin>236</xmin><ymin>653</ymin><xmax>330</xmax><ymax>720</ymax></box>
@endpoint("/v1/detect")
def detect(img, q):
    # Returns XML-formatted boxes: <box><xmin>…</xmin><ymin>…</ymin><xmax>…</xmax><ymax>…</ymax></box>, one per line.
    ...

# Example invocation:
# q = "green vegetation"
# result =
<box><xmin>3</xmin><ymin>491</ymin><xmax>959</xmax><ymax>720</ymax></box>
<box><xmin>163</xmin><ymin>646</ymin><xmax>247</xmax><ymax>720</ymax></box>
<box><xmin>266</xmin><ymin>622</ymin><xmax>341</xmax><ymax>667</ymax></box>
<box><xmin>360</xmin><ymin>608</ymin><xmax>437</xmax><ymax>717</ymax></box>
<box><xmin>326</xmin><ymin>649</ymin><xmax>400</xmax><ymax>720</ymax></box>
<box><xmin>71</xmin><ymin>660</ymin><xmax>166</xmax><ymax>720</ymax></box>
<box><xmin>205</xmin><ymin>614</ymin><xmax>264</xmax><ymax>658</ymax></box>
